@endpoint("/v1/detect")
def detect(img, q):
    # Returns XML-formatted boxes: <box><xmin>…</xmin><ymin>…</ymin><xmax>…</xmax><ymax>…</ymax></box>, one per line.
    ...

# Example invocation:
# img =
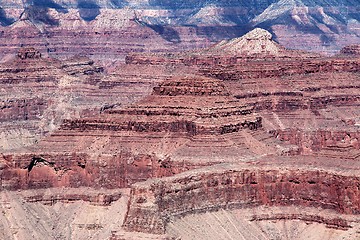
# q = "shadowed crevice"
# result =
<box><xmin>147</xmin><ymin>24</ymin><xmax>181</xmax><ymax>43</ymax></box>
<box><xmin>24</xmin><ymin>0</ymin><xmax>68</xmax><ymax>26</ymax></box>
<box><xmin>77</xmin><ymin>0</ymin><xmax>100</xmax><ymax>22</ymax></box>
<box><xmin>26</xmin><ymin>156</ymin><xmax>55</xmax><ymax>172</ymax></box>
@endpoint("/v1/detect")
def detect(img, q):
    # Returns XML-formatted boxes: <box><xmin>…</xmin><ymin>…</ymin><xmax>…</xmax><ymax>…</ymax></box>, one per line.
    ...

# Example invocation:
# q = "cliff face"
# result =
<box><xmin>123</xmin><ymin>163</ymin><xmax>360</xmax><ymax>234</ymax></box>
<box><xmin>341</xmin><ymin>45</ymin><xmax>360</xmax><ymax>55</ymax></box>
<box><xmin>1</xmin><ymin>152</ymin><xmax>179</xmax><ymax>190</ymax></box>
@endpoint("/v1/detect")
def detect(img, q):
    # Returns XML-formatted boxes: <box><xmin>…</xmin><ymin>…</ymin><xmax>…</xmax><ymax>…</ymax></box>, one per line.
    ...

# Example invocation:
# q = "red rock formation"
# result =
<box><xmin>123</xmin><ymin>163</ymin><xmax>360</xmax><ymax>234</ymax></box>
<box><xmin>17</xmin><ymin>47</ymin><xmax>41</xmax><ymax>60</ymax></box>
<box><xmin>340</xmin><ymin>45</ymin><xmax>360</xmax><ymax>55</ymax></box>
<box><xmin>0</xmin><ymin>48</ymin><xmax>169</xmax><ymax>151</ymax></box>
<box><xmin>0</xmin><ymin>152</ymin><xmax>187</xmax><ymax>190</ymax></box>
<box><xmin>2</xmin><ymin>73</ymin><xmax>279</xmax><ymax>190</ymax></box>
<box><xmin>201</xmin><ymin>58</ymin><xmax>360</xmax><ymax>81</ymax></box>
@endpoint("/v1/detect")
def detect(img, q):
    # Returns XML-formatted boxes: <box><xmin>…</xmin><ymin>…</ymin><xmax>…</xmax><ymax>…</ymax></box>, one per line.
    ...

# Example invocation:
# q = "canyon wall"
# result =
<box><xmin>0</xmin><ymin>152</ymin><xmax>189</xmax><ymax>190</ymax></box>
<box><xmin>123</xmin><ymin>164</ymin><xmax>360</xmax><ymax>234</ymax></box>
<box><xmin>1</xmin><ymin>25</ymin><xmax>360</xmax><ymax>239</ymax></box>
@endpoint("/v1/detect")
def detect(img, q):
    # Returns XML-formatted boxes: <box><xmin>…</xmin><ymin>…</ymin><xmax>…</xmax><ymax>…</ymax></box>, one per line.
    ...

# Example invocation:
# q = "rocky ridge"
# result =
<box><xmin>0</xmin><ymin>0</ymin><xmax>358</xmax><ymax>65</ymax></box>
<box><xmin>126</xmin><ymin>28</ymin><xmax>320</xmax><ymax>66</ymax></box>
<box><xmin>1</xmin><ymin>73</ymin><xmax>283</xmax><ymax>191</ymax></box>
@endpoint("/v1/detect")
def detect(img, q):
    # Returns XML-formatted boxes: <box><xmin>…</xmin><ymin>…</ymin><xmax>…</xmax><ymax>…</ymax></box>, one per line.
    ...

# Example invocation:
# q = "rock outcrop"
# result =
<box><xmin>114</xmin><ymin>30</ymin><xmax>360</xmax><ymax>237</ymax></box>
<box><xmin>123</xmin><ymin>163</ymin><xmax>360</xmax><ymax>234</ymax></box>
<box><xmin>0</xmin><ymin>48</ymin><xmax>168</xmax><ymax>151</ymax></box>
<box><xmin>21</xmin><ymin>187</ymin><xmax>122</xmax><ymax>206</ymax></box>
<box><xmin>341</xmin><ymin>45</ymin><xmax>360</xmax><ymax>56</ymax></box>
<box><xmin>17</xmin><ymin>47</ymin><xmax>41</xmax><ymax>60</ymax></box>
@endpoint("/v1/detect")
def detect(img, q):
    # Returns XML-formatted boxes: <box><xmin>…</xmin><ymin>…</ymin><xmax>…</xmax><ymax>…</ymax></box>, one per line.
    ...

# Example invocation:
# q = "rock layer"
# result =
<box><xmin>123</xmin><ymin>163</ymin><xmax>360</xmax><ymax>234</ymax></box>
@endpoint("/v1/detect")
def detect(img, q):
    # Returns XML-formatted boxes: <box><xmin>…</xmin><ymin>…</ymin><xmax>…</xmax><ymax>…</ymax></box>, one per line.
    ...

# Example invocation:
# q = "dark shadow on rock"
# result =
<box><xmin>327</xmin><ymin>25</ymin><xmax>340</xmax><ymax>34</ymax></box>
<box><xmin>147</xmin><ymin>24</ymin><xmax>181</xmax><ymax>43</ymax></box>
<box><xmin>0</xmin><ymin>7</ymin><xmax>15</xmax><ymax>26</ymax></box>
<box><xmin>32</xmin><ymin>0</ymin><xmax>68</xmax><ymax>13</ymax></box>
<box><xmin>325</xmin><ymin>9</ymin><xmax>348</xmax><ymax>24</ymax></box>
<box><xmin>26</xmin><ymin>5</ymin><xmax>59</xmax><ymax>26</ymax></box>
<box><xmin>195</xmin><ymin>25</ymin><xmax>250</xmax><ymax>42</ymax></box>
<box><xmin>320</xmin><ymin>34</ymin><xmax>335</xmax><ymax>46</ymax></box>
<box><xmin>77</xmin><ymin>0</ymin><xmax>100</xmax><ymax>22</ymax></box>
<box><xmin>148</xmin><ymin>0</ymin><xmax>204</xmax><ymax>9</ymax></box>
<box><xmin>348</xmin><ymin>11</ymin><xmax>360</xmax><ymax>21</ymax></box>
<box><xmin>256</xmin><ymin>12</ymin><xmax>326</xmax><ymax>35</ymax></box>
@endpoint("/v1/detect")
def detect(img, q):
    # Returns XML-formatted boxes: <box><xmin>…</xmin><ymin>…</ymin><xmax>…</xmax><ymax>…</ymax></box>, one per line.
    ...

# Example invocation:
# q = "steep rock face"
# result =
<box><xmin>63</xmin><ymin>75</ymin><xmax>262</xmax><ymax>136</ymax></box>
<box><xmin>270</xmin><ymin>129</ymin><xmax>360</xmax><ymax>155</ymax></box>
<box><xmin>21</xmin><ymin>187</ymin><xmax>122</xmax><ymax>206</ymax></box>
<box><xmin>201</xmin><ymin>58</ymin><xmax>360</xmax><ymax>80</ymax></box>
<box><xmin>0</xmin><ymin>152</ymin><xmax>184</xmax><ymax>190</ymax></box>
<box><xmin>123</xmin><ymin>163</ymin><xmax>360</xmax><ymax>234</ymax></box>
<box><xmin>17</xmin><ymin>47</ymin><xmax>41</xmax><ymax>59</ymax></box>
<box><xmin>0</xmin><ymin>6</ymin><xmax>210</xmax><ymax>64</ymax></box>
<box><xmin>113</xmin><ymin>34</ymin><xmax>360</xmax><ymax>237</ymax></box>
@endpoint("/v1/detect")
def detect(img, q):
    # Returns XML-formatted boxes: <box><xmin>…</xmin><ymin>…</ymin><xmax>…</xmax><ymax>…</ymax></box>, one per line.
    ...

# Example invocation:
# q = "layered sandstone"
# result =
<box><xmin>106</xmin><ymin>29</ymin><xmax>360</xmax><ymax>238</ymax></box>
<box><xmin>123</xmin><ymin>163</ymin><xmax>360</xmax><ymax>234</ymax></box>
<box><xmin>21</xmin><ymin>187</ymin><xmax>122</xmax><ymax>206</ymax></box>
<box><xmin>2</xmin><ymin>72</ymin><xmax>288</xmax><ymax>191</ymax></box>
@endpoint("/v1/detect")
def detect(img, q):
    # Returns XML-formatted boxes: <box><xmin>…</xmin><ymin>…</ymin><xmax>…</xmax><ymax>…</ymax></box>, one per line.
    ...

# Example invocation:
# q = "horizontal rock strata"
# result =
<box><xmin>123</xmin><ymin>163</ymin><xmax>360</xmax><ymax>234</ymax></box>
